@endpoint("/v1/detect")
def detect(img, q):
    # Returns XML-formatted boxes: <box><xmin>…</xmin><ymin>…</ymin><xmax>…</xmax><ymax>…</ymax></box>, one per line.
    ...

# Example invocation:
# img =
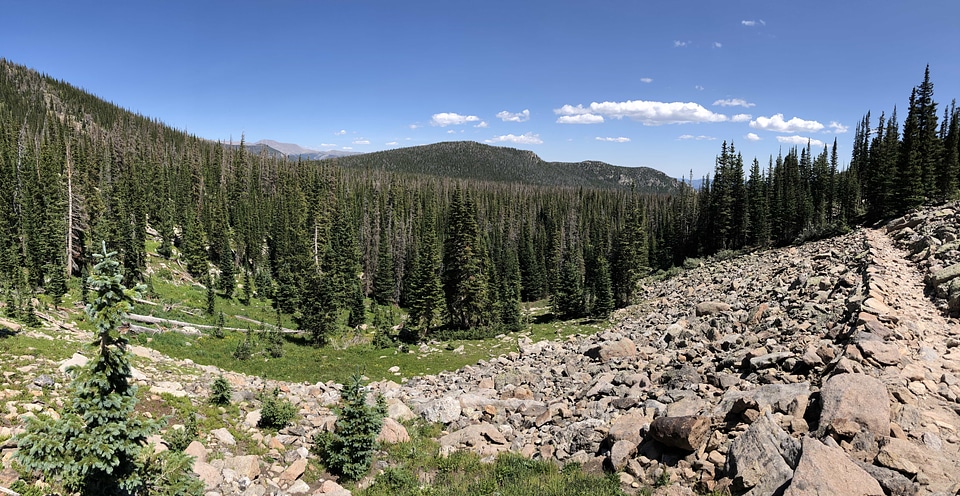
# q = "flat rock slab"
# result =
<box><xmin>784</xmin><ymin>436</ymin><xmax>884</xmax><ymax>496</ymax></box>
<box><xmin>818</xmin><ymin>373</ymin><xmax>890</xmax><ymax>438</ymax></box>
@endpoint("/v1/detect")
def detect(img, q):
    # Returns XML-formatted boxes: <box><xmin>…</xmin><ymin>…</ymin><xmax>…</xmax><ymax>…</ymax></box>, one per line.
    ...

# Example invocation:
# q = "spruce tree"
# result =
<box><xmin>14</xmin><ymin>244</ymin><xmax>160</xmax><ymax>495</ymax></box>
<box><xmin>371</xmin><ymin>238</ymin><xmax>396</xmax><ymax>306</ymax></box>
<box><xmin>296</xmin><ymin>268</ymin><xmax>338</xmax><ymax>347</ymax></box>
<box><xmin>406</xmin><ymin>227</ymin><xmax>445</xmax><ymax>339</ymax></box>
<box><xmin>442</xmin><ymin>187</ymin><xmax>491</xmax><ymax>329</ymax></box>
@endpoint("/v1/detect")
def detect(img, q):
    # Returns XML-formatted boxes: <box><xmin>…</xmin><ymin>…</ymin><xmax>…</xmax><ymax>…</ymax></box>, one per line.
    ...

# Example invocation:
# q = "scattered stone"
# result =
<box><xmin>725</xmin><ymin>412</ymin><xmax>799</xmax><ymax>496</ymax></box>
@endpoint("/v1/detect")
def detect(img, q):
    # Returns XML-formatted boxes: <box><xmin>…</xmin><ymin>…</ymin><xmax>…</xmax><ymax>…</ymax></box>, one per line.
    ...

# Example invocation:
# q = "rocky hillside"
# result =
<box><xmin>4</xmin><ymin>202</ymin><xmax>960</xmax><ymax>495</ymax></box>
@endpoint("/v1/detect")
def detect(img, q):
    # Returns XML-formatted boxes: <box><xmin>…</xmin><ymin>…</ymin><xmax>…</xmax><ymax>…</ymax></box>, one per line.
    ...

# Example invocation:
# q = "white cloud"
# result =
<box><xmin>385</xmin><ymin>141</ymin><xmax>399</xmax><ymax>146</ymax></box>
<box><xmin>640</xmin><ymin>77</ymin><xmax>653</xmax><ymax>83</ymax></box>
<box><xmin>446</xmin><ymin>130</ymin><xmax>457</xmax><ymax>134</ymax></box>
<box><xmin>745</xmin><ymin>133</ymin><xmax>761</xmax><ymax>141</ymax></box>
<box><xmin>595</xmin><ymin>137</ymin><xmax>631</xmax><ymax>143</ymax></box>
<box><xmin>731</xmin><ymin>113</ymin><xmax>752</xmax><ymax>122</ymax></box>
<box><xmin>352</xmin><ymin>139</ymin><xmax>370</xmax><ymax>145</ymax></box>
<box><xmin>556</xmin><ymin>114</ymin><xmax>605</xmax><ymax>124</ymax></box>
<box><xmin>431</xmin><ymin>112</ymin><xmax>480</xmax><ymax>127</ymax></box>
<box><xmin>485</xmin><ymin>132</ymin><xmax>543</xmax><ymax>145</ymax></box>
<box><xmin>342</xmin><ymin>146</ymin><xmax>353</xmax><ymax>150</ymax></box>
<box><xmin>777</xmin><ymin>135</ymin><xmax>825</xmax><ymax>147</ymax></box>
<box><xmin>750</xmin><ymin>114</ymin><xmax>825</xmax><ymax>133</ymax></box>
<box><xmin>829</xmin><ymin>121</ymin><xmax>849</xmax><ymax>133</ymax></box>
<box><xmin>741</xmin><ymin>20</ymin><xmax>756</xmax><ymax>26</ymax></box>
<box><xmin>678</xmin><ymin>134</ymin><xmax>717</xmax><ymax>141</ymax></box>
<box><xmin>320</xmin><ymin>143</ymin><xmax>337</xmax><ymax>147</ymax></box>
<box><xmin>409</xmin><ymin>124</ymin><xmax>421</xmax><ymax>130</ymax></box>
<box><xmin>496</xmin><ymin>109</ymin><xmax>530</xmax><ymax>122</ymax></box>
<box><xmin>335</xmin><ymin>129</ymin><xmax>346</xmax><ymax>136</ymax></box>
<box><xmin>713</xmin><ymin>42</ymin><xmax>723</xmax><ymax>48</ymax></box>
<box><xmin>694</xmin><ymin>85</ymin><xmax>705</xmax><ymax>91</ymax></box>
<box><xmin>475</xmin><ymin>121</ymin><xmax>489</xmax><ymax>128</ymax></box>
<box><xmin>674</xmin><ymin>40</ymin><xmax>689</xmax><ymax>47</ymax></box>
<box><xmin>713</xmin><ymin>98</ymin><xmax>756</xmax><ymax>108</ymax></box>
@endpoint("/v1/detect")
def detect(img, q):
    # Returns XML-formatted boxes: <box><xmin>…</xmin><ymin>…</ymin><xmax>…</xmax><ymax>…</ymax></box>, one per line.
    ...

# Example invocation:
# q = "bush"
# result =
<box><xmin>164</xmin><ymin>413</ymin><xmax>199</xmax><ymax>452</ymax></box>
<box><xmin>233</xmin><ymin>332</ymin><xmax>253</xmax><ymax>361</ymax></box>
<box><xmin>210</xmin><ymin>375</ymin><xmax>232</xmax><ymax>406</ymax></box>
<box><xmin>313</xmin><ymin>373</ymin><xmax>386</xmax><ymax>481</ymax></box>
<box><xmin>257</xmin><ymin>387</ymin><xmax>297</xmax><ymax>430</ymax></box>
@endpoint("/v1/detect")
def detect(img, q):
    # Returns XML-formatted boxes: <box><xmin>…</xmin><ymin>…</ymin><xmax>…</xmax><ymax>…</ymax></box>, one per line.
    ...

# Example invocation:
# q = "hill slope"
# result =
<box><xmin>328</xmin><ymin>141</ymin><xmax>682</xmax><ymax>194</ymax></box>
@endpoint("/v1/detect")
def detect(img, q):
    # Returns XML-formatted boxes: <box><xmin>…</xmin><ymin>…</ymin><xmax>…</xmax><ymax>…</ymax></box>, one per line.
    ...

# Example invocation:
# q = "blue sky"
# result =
<box><xmin>3</xmin><ymin>1</ymin><xmax>959</xmax><ymax>178</ymax></box>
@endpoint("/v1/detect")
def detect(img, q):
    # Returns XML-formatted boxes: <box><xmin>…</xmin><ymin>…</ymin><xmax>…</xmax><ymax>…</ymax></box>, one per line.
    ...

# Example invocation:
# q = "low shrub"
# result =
<box><xmin>257</xmin><ymin>387</ymin><xmax>297</xmax><ymax>430</ymax></box>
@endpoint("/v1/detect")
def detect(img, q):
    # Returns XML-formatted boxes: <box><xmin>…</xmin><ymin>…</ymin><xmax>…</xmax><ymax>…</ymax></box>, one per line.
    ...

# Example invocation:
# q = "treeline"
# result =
<box><xmin>1</xmin><ymin>59</ymin><xmax>958</xmax><ymax>343</ymax></box>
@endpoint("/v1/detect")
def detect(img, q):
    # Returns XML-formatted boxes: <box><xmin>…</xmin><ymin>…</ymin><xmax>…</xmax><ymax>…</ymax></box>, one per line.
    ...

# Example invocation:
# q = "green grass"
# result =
<box><xmin>356</xmin><ymin>421</ymin><xmax>626</xmax><ymax>496</ymax></box>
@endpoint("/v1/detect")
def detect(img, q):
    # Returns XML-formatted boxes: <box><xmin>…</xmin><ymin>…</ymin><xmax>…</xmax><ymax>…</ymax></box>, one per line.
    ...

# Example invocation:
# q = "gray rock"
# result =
<box><xmin>696</xmin><ymin>301</ymin><xmax>731</xmax><ymax>316</ymax></box>
<box><xmin>855</xmin><ymin>461</ymin><xmax>920</xmax><ymax>496</ymax></box>
<box><xmin>211</xmin><ymin>427</ymin><xmax>236</xmax><ymax>446</ymax></box>
<box><xmin>418</xmin><ymin>396</ymin><xmax>461</xmax><ymax>424</ymax></box>
<box><xmin>725</xmin><ymin>411</ymin><xmax>800</xmax><ymax>496</ymax></box>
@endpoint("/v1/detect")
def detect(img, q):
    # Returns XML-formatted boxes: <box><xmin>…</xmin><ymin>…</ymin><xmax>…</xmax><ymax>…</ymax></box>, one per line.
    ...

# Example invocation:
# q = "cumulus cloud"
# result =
<box><xmin>777</xmin><ymin>135</ymin><xmax>825</xmax><ymax>147</ymax></box>
<box><xmin>750</xmin><ymin>114</ymin><xmax>825</xmax><ymax>133</ymax></box>
<box><xmin>556</xmin><ymin>100</ymin><xmax>728</xmax><ymax>126</ymax></box>
<box><xmin>595</xmin><ymin>137</ymin><xmax>631</xmax><ymax>143</ymax></box>
<box><xmin>335</xmin><ymin>129</ymin><xmax>346</xmax><ymax>136</ymax></box>
<box><xmin>556</xmin><ymin>114</ymin><xmax>605</xmax><ymax>124</ymax></box>
<box><xmin>713</xmin><ymin>42</ymin><xmax>723</xmax><ymax>48</ymax></box>
<box><xmin>385</xmin><ymin>141</ymin><xmax>399</xmax><ymax>146</ymax></box>
<box><xmin>431</xmin><ymin>112</ymin><xmax>481</xmax><ymax>127</ymax></box>
<box><xmin>829</xmin><ymin>121</ymin><xmax>849</xmax><ymax>133</ymax></box>
<box><xmin>485</xmin><ymin>132</ymin><xmax>543</xmax><ymax>145</ymax></box>
<box><xmin>678</xmin><ymin>134</ymin><xmax>717</xmax><ymax>141</ymax></box>
<box><xmin>496</xmin><ymin>109</ymin><xmax>531</xmax><ymax>122</ymax></box>
<box><xmin>475</xmin><ymin>121</ymin><xmax>489</xmax><ymax>128</ymax></box>
<box><xmin>352</xmin><ymin>139</ymin><xmax>370</xmax><ymax>145</ymax></box>
<box><xmin>745</xmin><ymin>133</ymin><xmax>761</xmax><ymax>141</ymax></box>
<box><xmin>409</xmin><ymin>124</ymin><xmax>421</xmax><ymax>130</ymax></box>
<box><xmin>342</xmin><ymin>146</ymin><xmax>353</xmax><ymax>150</ymax></box>
<box><xmin>713</xmin><ymin>98</ymin><xmax>756</xmax><ymax>108</ymax></box>
<box><xmin>320</xmin><ymin>143</ymin><xmax>337</xmax><ymax>148</ymax></box>
<box><xmin>640</xmin><ymin>77</ymin><xmax>653</xmax><ymax>83</ymax></box>
<box><xmin>742</xmin><ymin>19</ymin><xmax>765</xmax><ymax>26</ymax></box>
<box><xmin>674</xmin><ymin>40</ymin><xmax>689</xmax><ymax>47</ymax></box>
<box><xmin>695</xmin><ymin>85</ymin><xmax>705</xmax><ymax>91</ymax></box>
<box><xmin>731</xmin><ymin>114</ymin><xmax>752</xmax><ymax>122</ymax></box>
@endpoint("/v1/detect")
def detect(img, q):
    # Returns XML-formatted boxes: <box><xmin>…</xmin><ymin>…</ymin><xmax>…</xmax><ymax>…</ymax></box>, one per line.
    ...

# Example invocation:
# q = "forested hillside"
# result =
<box><xmin>328</xmin><ymin>140</ymin><xmax>682</xmax><ymax>194</ymax></box>
<box><xmin>0</xmin><ymin>58</ymin><xmax>958</xmax><ymax>342</ymax></box>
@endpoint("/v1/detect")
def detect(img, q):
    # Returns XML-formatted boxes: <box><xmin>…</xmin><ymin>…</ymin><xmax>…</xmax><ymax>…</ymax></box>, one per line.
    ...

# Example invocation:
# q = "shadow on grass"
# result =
<box><xmin>0</xmin><ymin>327</ymin><xmax>18</xmax><ymax>339</ymax></box>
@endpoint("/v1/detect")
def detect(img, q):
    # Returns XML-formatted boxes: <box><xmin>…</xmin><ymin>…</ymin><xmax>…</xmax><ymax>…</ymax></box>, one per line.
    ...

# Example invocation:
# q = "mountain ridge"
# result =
<box><xmin>326</xmin><ymin>140</ymin><xmax>682</xmax><ymax>194</ymax></box>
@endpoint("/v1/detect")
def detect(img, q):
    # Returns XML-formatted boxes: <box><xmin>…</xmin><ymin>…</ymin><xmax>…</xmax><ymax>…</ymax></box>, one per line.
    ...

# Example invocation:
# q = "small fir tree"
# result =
<box><xmin>314</xmin><ymin>373</ymin><xmax>386</xmax><ymax>481</ymax></box>
<box><xmin>14</xmin><ymin>244</ymin><xmax>160</xmax><ymax>495</ymax></box>
<box><xmin>210</xmin><ymin>375</ymin><xmax>233</xmax><ymax>406</ymax></box>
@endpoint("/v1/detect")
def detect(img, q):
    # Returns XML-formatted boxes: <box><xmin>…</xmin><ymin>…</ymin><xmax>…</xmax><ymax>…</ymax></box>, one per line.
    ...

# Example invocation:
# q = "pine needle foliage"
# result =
<box><xmin>314</xmin><ymin>372</ymin><xmax>386</xmax><ymax>481</ymax></box>
<box><xmin>13</xmin><ymin>243</ymin><xmax>190</xmax><ymax>495</ymax></box>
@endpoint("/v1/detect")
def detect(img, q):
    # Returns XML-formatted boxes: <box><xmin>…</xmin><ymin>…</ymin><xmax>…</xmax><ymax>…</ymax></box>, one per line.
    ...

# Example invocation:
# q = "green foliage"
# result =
<box><xmin>233</xmin><ymin>330</ymin><xmax>253</xmax><ymax>361</ymax></box>
<box><xmin>257</xmin><ymin>386</ymin><xmax>297</xmax><ymax>430</ymax></box>
<box><xmin>138</xmin><ymin>449</ymin><xmax>204</xmax><ymax>496</ymax></box>
<box><xmin>164</xmin><ymin>412</ymin><xmax>199</xmax><ymax>452</ymax></box>
<box><xmin>213</xmin><ymin>310</ymin><xmax>225</xmax><ymax>339</ymax></box>
<box><xmin>209</xmin><ymin>374</ymin><xmax>233</xmax><ymax>406</ymax></box>
<box><xmin>14</xmin><ymin>245</ymin><xmax>160</xmax><ymax>495</ymax></box>
<box><xmin>314</xmin><ymin>373</ymin><xmax>386</xmax><ymax>481</ymax></box>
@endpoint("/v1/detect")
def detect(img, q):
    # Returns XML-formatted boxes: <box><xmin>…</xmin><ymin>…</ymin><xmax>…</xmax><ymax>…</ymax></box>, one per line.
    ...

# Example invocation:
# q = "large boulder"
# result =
<box><xmin>783</xmin><ymin>436</ymin><xmax>884</xmax><ymax>496</ymax></box>
<box><xmin>818</xmin><ymin>373</ymin><xmax>890</xmax><ymax>438</ymax></box>
<box><xmin>418</xmin><ymin>396</ymin><xmax>461</xmax><ymax>424</ymax></box>
<box><xmin>649</xmin><ymin>415</ymin><xmax>711</xmax><ymax>451</ymax></box>
<box><xmin>725</xmin><ymin>412</ymin><xmax>800</xmax><ymax>496</ymax></box>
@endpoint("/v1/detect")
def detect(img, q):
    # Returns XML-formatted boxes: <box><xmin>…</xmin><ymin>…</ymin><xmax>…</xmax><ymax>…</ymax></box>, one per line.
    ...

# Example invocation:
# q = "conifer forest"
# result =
<box><xmin>1</xmin><ymin>59</ymin><xmax>959</xmax><ymax>343</ymax></box>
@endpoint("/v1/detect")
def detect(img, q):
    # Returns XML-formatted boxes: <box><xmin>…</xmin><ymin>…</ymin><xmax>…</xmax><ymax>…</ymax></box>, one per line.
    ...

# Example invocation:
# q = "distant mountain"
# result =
<box><xmin>252</xmin><ymin>139</ymin><xmax>359</xmax><ymax>161</ymax></box>
<box><xmin>327</xmin><ymin>141</ymin><xmax>682</xmax><ymax>194</ymax></box>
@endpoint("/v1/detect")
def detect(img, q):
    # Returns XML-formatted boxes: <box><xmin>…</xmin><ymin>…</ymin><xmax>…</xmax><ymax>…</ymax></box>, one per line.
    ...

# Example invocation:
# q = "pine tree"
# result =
<box><xmin>497</xmin><ymin>247</ymin><xmax>523</xmax><ymax>331</ymax></box>
<box><xmin>14</xmin><ymin>244</ymin><xmax>161</xmax><ymax>495</ymax></box>
<box><xmin>372</xmin><ymin>237</ymin><xmax>396</xmax><ymax>306</ymax></box>
<box><xmin>296</xmin><ymin>268</ymin><xmax>338</xmax><ymax>347</ymax></box>
<box><xmin>406</xmin><ymin>227</ymin><xmax>445</xmax><ymax>339</ymax></box>
<box><xmin>611</xmin><ymin>197</ymin><xmax>648</xmax><ymax>307</ymax></box>
<box><xmin>442</xmin><ymin>187</ymin><xmax>491</xmax><ymax>329</ymax></box>
<box><xmin>314</xmin><ymin>373</ymin><xmax>386</xmax><ymax>482</ymax></box>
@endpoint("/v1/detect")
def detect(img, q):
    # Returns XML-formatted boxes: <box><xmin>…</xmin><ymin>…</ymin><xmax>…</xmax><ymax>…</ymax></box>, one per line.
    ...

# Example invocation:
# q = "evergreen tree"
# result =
<box><xmin>406</xmin><ymin>227</ymin><xmax>445</xmax><ymax>339</ymax></box>
<box><xmin>371</xmin><ymin>237</ymin><xmax>396</xmax><ymax>305</ymax></box>
<box><xmin>442</xmin><ymin>187</ymin><xmax>491</xmax><ymax>329</ymax></box>
<box><xmin>14</xmin><ymin>244</ymin><xmax>161</xmax><ymax>495</ymax></box>
<box><xmin>611</xmin><ymin>197</ymin><xmax>648</xmax><ymax>307</ymax></box>
<box><xmin>314</xmin><ymin>373</ymin><xmax>386</xmax><ymax>482</ymax></box>
<box><xmin>497</xmin><ymin>247</ymin><xmax>523</xmax><ymax>331</ymax></box>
